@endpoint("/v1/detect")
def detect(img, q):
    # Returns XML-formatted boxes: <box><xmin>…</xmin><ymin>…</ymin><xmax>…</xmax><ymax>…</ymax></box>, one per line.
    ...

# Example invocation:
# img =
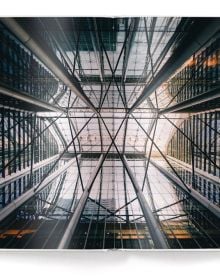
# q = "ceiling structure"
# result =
<box><xmin>0</xmin><ymin>17</ymin><xmax>219</xmax><ymax>249</ymax></box>
<box><xmin>24</xmin><ymin>17</ymin><xmax>182</xmax><ymax>155</ymax></box>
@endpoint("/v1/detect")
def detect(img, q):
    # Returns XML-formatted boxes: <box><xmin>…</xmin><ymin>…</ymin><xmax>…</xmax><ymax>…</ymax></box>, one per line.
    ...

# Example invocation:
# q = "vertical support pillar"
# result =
<box><xmin>122</xmin><ymin>155</ymin><xmax>168</xmax><ymax>249</ymax></box>
<box><xmin>58</xmin><ymin>155</ymin><xmax>104</xmax><ymax>249</ymax></box>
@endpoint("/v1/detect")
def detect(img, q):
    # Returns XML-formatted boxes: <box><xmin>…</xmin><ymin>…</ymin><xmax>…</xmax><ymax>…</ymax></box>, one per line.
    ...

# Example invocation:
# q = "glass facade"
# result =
<box><xmin>0</xmin><ymin>17</ymin><xmax>219</xmax><ymax>249</ymax></box>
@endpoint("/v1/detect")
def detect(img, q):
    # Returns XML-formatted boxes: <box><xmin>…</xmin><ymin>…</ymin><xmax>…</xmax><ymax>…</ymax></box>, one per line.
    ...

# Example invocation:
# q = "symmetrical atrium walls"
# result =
<box><xmin>0</xmin><ymin>17</ymin><xmax>219</xmax><ymax>249</ymax></box>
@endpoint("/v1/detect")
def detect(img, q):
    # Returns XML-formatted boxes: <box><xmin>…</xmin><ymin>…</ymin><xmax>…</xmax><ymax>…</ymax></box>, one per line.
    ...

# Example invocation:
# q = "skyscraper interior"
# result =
<box><xmin>0</xmin><ymin>17</ymin><xmax>219</xmax><ymax>249</ymax></box>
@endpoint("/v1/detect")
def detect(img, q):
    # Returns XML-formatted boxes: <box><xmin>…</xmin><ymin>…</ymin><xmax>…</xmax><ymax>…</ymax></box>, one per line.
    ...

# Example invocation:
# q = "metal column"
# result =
<box><xmin>159</xmin><ymin>86</ymin><xmax>220</xmax><ymax>114</ymax></box>
<box><xmin>0</xmin><ymin>85</ymin><xmax>65</xmax><ymax>113</ymax></box>
<box><xmin>122</xmin><ymin>155</ymin><xmax>168</xmax><ymax>249</ymax></box>
<box><xmin>58</xmin><ymin>154</ymin><xmax>104</xmax><ymax>249</ymax></box>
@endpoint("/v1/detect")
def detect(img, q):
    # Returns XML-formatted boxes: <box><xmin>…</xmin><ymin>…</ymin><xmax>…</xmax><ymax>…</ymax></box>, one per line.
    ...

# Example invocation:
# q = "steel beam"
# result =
<box><xmin>150</xmin><ymin>159</ymin><xmax>220</xmax><ymax>219</ymax></box>
<box><xmin>0</xmin><ymin>155</ymin><xmax>59</xmax><ymax>188</ymax></box>
<box><xmin>160</xmin><ymin>86</ymin><xmax>220</xmax><ymax>114</ymax></box>
<box><xmin>167</xmin><ymin>155</ymin><xmax>220</xmax><ymax>189</ymax></box>
<box><xmin>47</xmin><ymin>120</ymin><xmax>68</xmax><ymax>148</ymax></box>
<box><xmin>0</xmin><ymin>84</ymin><xmax>65</xmax><ymax>113</ymax></box>
<box><xmin>122</xmin><ymin>18</ymin><xmax>140</xmax><ymax>83</ymax></box>
<box><xmin>40</xmin><ymin>18</ymin><xmax>78</xmax><ymax>81</ymax></box>
<box><xmin>79</xmin><ymin>75</ymin><xmax>147</xmax><ymax>84</ymax></box>
<box><xmin>1</xmin><ymin>18</ymin><xmax>97</xmax><ymax>114</ymax></box>
<box><xmin>122</xmin><ymin>155</ymin><xmax>168</xmax><ymax>249</ymax></box>
<box><xmin>129</xmin><ymin>19</ymin><xmax>220</xmax><ymax>113</ymax></box>
<box><xmin>89</xmin><ymin>19</ymin><xmax>104</xmax><ymax>83</ymax></box>
<box><xmin>67</xmin><ymin>114</ymin><xmax>84</xmax><ymax>191</ymax></box>
<box><xmin>58</xmin><ymin>155</ymin><xmax>104</xmax><ymax>249</ymax></box>
<box><xmin>0</xmin><ymin>157</ymin><xmax>77</xmax><ymax>222</ymax></box>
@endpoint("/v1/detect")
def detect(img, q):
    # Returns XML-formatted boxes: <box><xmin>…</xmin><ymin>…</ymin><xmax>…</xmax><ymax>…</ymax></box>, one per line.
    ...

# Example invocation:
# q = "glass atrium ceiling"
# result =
<box><xmin>38</xmin><ymin>17</ymin><xmax>182</xmax><ymax>154</ymax></box>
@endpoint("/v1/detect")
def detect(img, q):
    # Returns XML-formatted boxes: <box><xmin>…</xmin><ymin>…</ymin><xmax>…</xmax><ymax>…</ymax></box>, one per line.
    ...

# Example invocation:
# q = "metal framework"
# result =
<box><xmin>0</xmin><ymin>17</ymin><xmax>219</xmax><ymax>249</ymax></box>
